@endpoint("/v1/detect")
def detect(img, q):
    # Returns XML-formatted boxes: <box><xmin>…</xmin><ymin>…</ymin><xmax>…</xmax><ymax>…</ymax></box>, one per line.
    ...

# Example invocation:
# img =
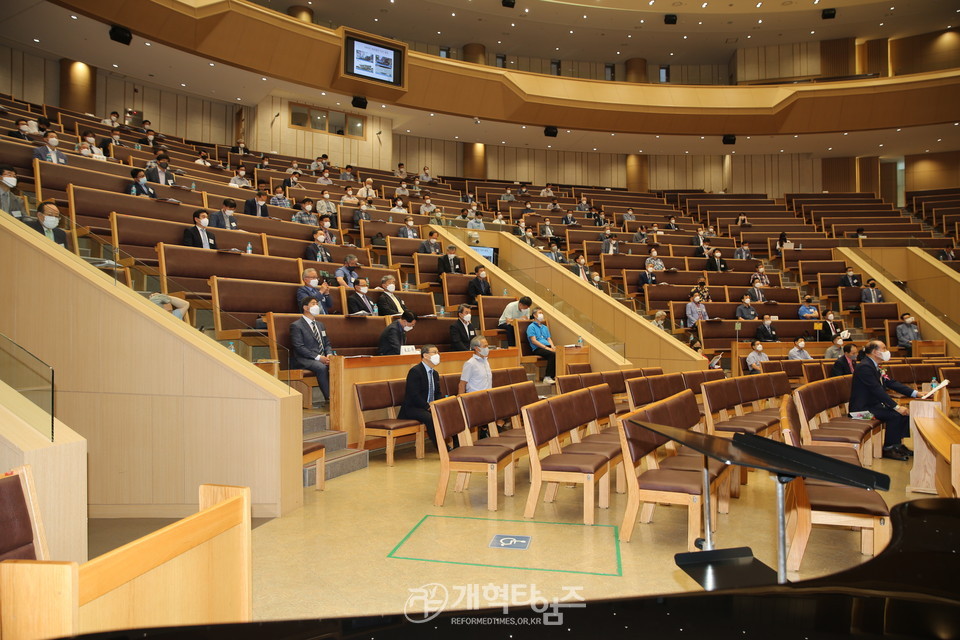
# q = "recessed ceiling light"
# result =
<box><xmin>321</xmin><ymin>92</ymin><xmax>326</xmax><ymax>95</ymax></box>
<box><xmin>880</xmin><ymin>22</ymin><xmax>884</xmax><ymax>26</ymax></box>
<box><xmin>209</xmin><ymin>63</ymin><xmax>215</xmax><ymax>66</ymax></box>
<box><xmin>112</xmin><ymin>64</ymin><xmax>118</xmax><ymax>68</ymax></box>
<box><xmin>547</xmin><ymin>145</ymin><xmax>552</xmax><ymax>148</ymax></box>
<box><xmin>454</xmin><ymin>136</ymin><xmax>459</xmax><ymax>139</ymax></box>
<box><xmin>827</xmin><ymin>147</ymin><xmax>832</xmax><ymax>150</ymax></box>
<box><xmin>896</xmin><ymin>128</ymin><xmax>900</xmax><ymax>131</ymax></box>
<box><xmin>627</xmin><ymin>34</ymin><xmax>632</xmax><ymax>37</ymax></box>
<box><xmin>521</xmin><ymin>125</ymin><xmax>526</xmax><ymax>128</ymax></box>
<box><xmin>451</xmin><ymin>12</ymin><xmax>456</xmax><ymax>16</ymax></box>
<box><xmin>501</xmin><ymin>141</ymin><xmax>506</xmax><ymax>144</ymax></box>
<box><xmin>145</xmin><ymin>42</ymin><xmax>151</xmax><ymax>46</ymax></box>
<box><xmin>583</xmin><ymin>14</ymin><xmax>587</xmax><ymax>19</ymax></box>
<box><xmin>648</xmin><ymin>0</ymin><xmax>654</xmax><ymax>5</ymax></box>
<box><xmin>810</xmin><ymin>30</ymin><xmax>815</xmax><ymax>34</ymax></box>
<box><xmin>611</xmin><ymin>133</ymin><xmax>615</xmax><ymax>136</ymax></box>
<box><xmin>381</xmin><ymin>104</ymin><xmax>386</xmax><ymax>108</ymax></box>
<box><xmin>683</xmin><ymin>35</ymin><xmax>688</xmax><ymax>39</ymax></box>
<box><xmin>556</xmin><ymin>47</ymin><xmax>560</xmax><ymax>50</ymax></box>
<box><xmin>638</xmin><ymin>149</ymin><xmax>643</xmax><ymax>153</ymax></box>
<box><xmin>261</xmin><ymin>77</ymin><xmax>267</xmax><ymax>81</ymax></box>
<box><xmin>374</xmin><ymin>18</ymin><xmax>378</xmax><ymax>21</ymax></box>
<box><xmin>843</xmin><ymin>132</ymin><xmax>848</xmax><ymax>135</ymax></box>
<box><xmin>525</xmin><ymin>7</ymin><xmax>529</xmax><ymax>12</ymax></box>
<box><xmin>33</xmin><ymin>38</ymin><xmax>39</xmax><ymax>43</ymax></box>
<box><xmin>406</xmin><ymin>129</ymin><xmax>411</xmax><ymax>133</ymax></box>
<box><xmin>70</xmin><ymin>15</ymin><xmax>77</xmax><ymax>19</ymax></box>
<box><xmin>757</xmin><ymin>19</ymin><xmax>763</xmax><ymax>24</ymax></box>
<box><xmin>180</xmin><ymin>83</ymin><xmax>186</xmax><ymax>87</ymax></box>
<box><xmin>756</xmin><ymin>1</ymin><xmax>762</xmax><ymax>6</ymax></box>
<box><xmin>616</xmin><ymin>51</ymin><xmax>621</xmax><ymax>54</ymax></box>
<box><xmin>656</xmin><ymin>135</ymin><xmax>660</xmax><ymax>138</ymax></box>
<box><xmin>497</xmin><ymin>40</ymin><xmax>502</xmax><ymax>44</ymax></box>
<box><xmin>670</xmin><ymin>52</ymin><xmax>674</xmax><ymax>55</ymax></box>
<box><xmin>569</xmin><ymin>30</ymin><xmax>574</xmax><ymax>34</ymax></box>
<box><xmin>236</xmin><ymin>97</ymin><xmax>241</xmax><ymax>101</ymax></box>
<box><xmin>926</xmin><ymin>149</ymin><xmax>930</xmax><ymax>152</ymax></box>
<box><xmin>593</xmin><ymin>148</ymin><xmax>597</xmax><ymax>151</ymax></box>
<box><xmin>700</xmin><ymin>136</ymin><xmax>705</xmax><ymax>139</ymax></box>
<box><xmin>511</xmin><ymin>22</ymin><xmax>515</xmax><ymax>27</ymax></box>
<box><xmin>429</xmin><ymin>113</ymin><xmax>435</xmax><ymax>116</ymax></box>
<box><xmin>698</xmin><ymin>21</ymin><xmax>703</xmax><ymax>24</ymax></box>
<box><xmin>793</xmin><ymin>135</ymin><xmax>798</xmax><ymax>138</ymax></box>
<box><xmin>685</xmin><ymin>151</ymin><xmax>689</xmax><ymax>154</ymax></box>
<box><xmin>780</xmin><ymin>149</ymin><xmax>784</xmax><ymax>152</ymax></box>
<box><xmin>437</xmin><ymin>31</ymin><xmax>441</xmax><ymax>34</ymax></box>
<box><xmin>566</xmin><ymin>130</ymin><xmax>571</xmax><ymax>133</ymax></box>
<box><xmin>731</xmin><ymin>150</ymin><xmax>736</xmax><ymax>153</ymax></box>
<box><xmin>701</xmin><ymin>2</ymin><xmax>707</xmax><ymax>7</ymax></box>
<box><xmin>938</xmin><ymin>138</ymin><xmax>943</xmax><ymax>142</ymax></box>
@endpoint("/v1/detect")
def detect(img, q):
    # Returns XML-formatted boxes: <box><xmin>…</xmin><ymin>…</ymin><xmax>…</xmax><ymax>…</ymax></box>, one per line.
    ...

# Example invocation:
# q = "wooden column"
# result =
<box><xmin>856</xmin><ymin>38</ymin><xmax>889</xmax><ymax>76</ymax></box>
<box><xmin>58</xmin><ymin>59</ymin><xmax>96</xmax><ymax>115</ymax></box>
<box><xmin>462</xmin><ymin>43</ymin><xmax>487</xmax><ymax>65</ymax></box>
<box><xmin>625</xmin><ymin>58</ymin><xmax>648</xmax><ymax>83</ymax></box>
<box><xmin>626</xmin><ymin>154</ymin><xmax>648</xmax><ymax>192</ymax></box>
<box><xmin>463</xmin><ymin>142</ymin><xmax>486</xmax><ymax>179</ymax></box>
<box><xmin>857</xmin><ymin>156</ymin><xmax>880</xmax><ymax>196</ymax></box>
<box><xmin>820</xmin><ymin>38</ymin><xmax>856</xmax><ymax>77</ymax></box>
<box><xmin>287</xmin><ymin>5</ymin><xmax>314</xmax><ymax>22</ymax></box>
<box><xmin>879</xmin><ymin>161</ymin><xmax>899</xmax><ymax>207</ymax></box>
<box><xmin>821</xmin><ymin>157</ymin><xmax>857</xmax><ymax>193</ymax></box>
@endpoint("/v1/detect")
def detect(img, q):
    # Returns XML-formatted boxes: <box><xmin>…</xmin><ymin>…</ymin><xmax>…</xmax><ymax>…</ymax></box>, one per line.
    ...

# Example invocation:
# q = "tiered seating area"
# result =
<box><xmin>2</xmin><ymin>92</ymin><xmax>957</xmax><ymax>525</ymax></box>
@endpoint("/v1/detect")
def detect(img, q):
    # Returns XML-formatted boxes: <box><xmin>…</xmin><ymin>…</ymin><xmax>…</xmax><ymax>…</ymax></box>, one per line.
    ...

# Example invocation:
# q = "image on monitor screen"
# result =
<box><xmin>350</xmin><ymin>39</ymin><xmax>397</xmax><ymax>84</ymax></box>
<box><xmin>470</xmin><ymin>245</ymin><xmax>497</xmax><ymax>265</ymax></box>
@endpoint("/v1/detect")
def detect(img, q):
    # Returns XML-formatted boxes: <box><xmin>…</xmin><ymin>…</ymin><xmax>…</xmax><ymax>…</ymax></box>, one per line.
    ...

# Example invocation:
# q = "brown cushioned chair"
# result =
<box><xmin>431</xmin><ymin>396</ymin><xmax>515</xmax><ymax>511</ymax></box>
<box><xmin>355</xmin><ymin>378</ymin><xmax>426</xmax><ymax>466</ymax></box>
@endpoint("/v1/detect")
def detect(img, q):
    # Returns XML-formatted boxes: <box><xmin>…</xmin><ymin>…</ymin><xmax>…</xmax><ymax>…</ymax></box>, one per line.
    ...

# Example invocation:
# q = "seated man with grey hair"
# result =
<box><xmin>377</xmin><ymin>274</ymin><xmax>408</xmax><ymax>316</ymax></box>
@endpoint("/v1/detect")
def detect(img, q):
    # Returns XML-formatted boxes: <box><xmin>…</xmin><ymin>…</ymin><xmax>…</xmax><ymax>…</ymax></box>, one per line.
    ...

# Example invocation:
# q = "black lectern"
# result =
<box><xmin>626</xmin><ymin>419</ymin><xmax>890</xmax><ymax>588</ymax></box>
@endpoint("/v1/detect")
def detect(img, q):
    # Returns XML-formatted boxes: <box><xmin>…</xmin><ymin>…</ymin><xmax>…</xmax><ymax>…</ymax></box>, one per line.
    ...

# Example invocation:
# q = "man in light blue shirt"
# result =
<box><xmin>526</xmin><ymin>308</ymin><xmax>556</xmax><ymax>384</ymax></box>
<box><xmin>797</xmin><ymin>296</ymin><xmax>819</xmax><ymax>319</ymax></box>
<box><xmin>787</xmin><ymin>337</ymin><xmax>812</xmax><ymax>360</ymax></box>
<box><xmin>467</xmin><ymin>214</ymin><xmax>485</xmax><ymax>230</ymax></box>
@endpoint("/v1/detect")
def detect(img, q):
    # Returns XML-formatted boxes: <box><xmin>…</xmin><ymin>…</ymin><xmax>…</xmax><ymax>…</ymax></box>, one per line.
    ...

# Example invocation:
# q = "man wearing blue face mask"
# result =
<box><xmin>128</xmin><ymin>168</ymin><xmax>156</xmax><ymax>198</ymax></box>
<box><xmin>335</xmin><ymin>254</ymin><xmax>360</xmax><ymax>288</ymax></box>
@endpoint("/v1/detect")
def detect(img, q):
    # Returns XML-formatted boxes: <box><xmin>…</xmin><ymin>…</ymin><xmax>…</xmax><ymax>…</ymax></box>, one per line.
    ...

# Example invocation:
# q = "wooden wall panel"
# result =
<box><xmin>649</xmin><ymin>155</ymin><xmax>725</xmax><ymax>193</ymax></box>
<box><xmin>821</xmin><ymin>157</ymin><xmax>857</xmax><ymax>193</ymax></box>
<box><xmin>481</xmin><ymin>146</ymin><xmax>626</xmax><ymax>187</ymax></box>
<box><xmin>857</xmin><ymin>38</ymin><xmax>889</xmax><ymax>76</ymax></box>
<box><xmin>668</xmin><ymin>65</ymin><xmax>728</xmax><ymax>85</ymax></box>
<box><xmin>857</xmin><ymin>156</ymin><xmax>880</xmax><ymax>196</ymax></box>
<box><xmin>890</xmin><ymin>30</ymin><xmax>960</xmax><ymax>76</ymax></box>
<box><xmin>879</xmin><ymin>161</ymin><xmax>898</xmax><ymax>205</ymax></box>
<box><xmin>735</xmin><ymin>41</ymin><xmax>820</xmax><ymax>82</ymax></box>
<box><xmin>392</xmin><ymin>134</ymin><xmax>462</xmax><ymax>177</ymax></box>
<box><xmin>820</xmin><ymin>38</ymin><xmax>856</xmax><ymax>77</ymax></box>
<box><xmin>905</xmin><ymin>150</ymin><xmax>960</xmax><ymax>191</ymax></box>
<box><xmin>249</xmin><ymin>95</ymin><xmax>394</xmax><ymax>171</ymax></box>
<box><xmin>0</xmin><ymin>44</ymin><xmax>60</xmax><ymax>106</ymax></box>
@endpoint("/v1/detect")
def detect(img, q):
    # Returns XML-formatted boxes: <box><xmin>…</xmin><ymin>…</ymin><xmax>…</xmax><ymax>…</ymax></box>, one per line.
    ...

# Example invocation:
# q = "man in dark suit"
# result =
<box><xmin>346</xmin><ymin>278</ymin><xmax>376</xmax><ymax>314</ymax></box>
<box><xmin>450</xmin><ymin>304</ymin><xmax>477</xmax><ymax>351</ymax></box>
<box><xmin>7</xmin><ymin>118</ymin><xmax>31</xmax><ymax>141</ymax></box>
<box><xmin>816</xmin><ymin>311</ymin><xmax>843</xmax><ymax>342</ymax></box>
<box><xmin>705</xmin><ymin>250</ymin><xmax>728</xmax><ymax>272</ymax></box>
<box><xmin>694</xmin><ymin>239</ymin><xmax>712</xmax><ymax>258</ymax></box>
<box><xmin>295</xmin><ymin>268</ymin><xmax>333</xmax><ymax>311</ymax></box>
<box><xmin>746</xmin><ymin>282</ymin><xmax>768</xmax><ymax>303</ymax></box>
<box><xmin>849</xmin><ymin>340</ymin><xmax>919</xmax><ymax>460</ymax></box>
<box><xmin>137</xmin><ymin>129</ymin><xmax>160</xmax><ymax>148</ymax></box>
<box><xmin>570</xmin><ymin>255</ymin><xmax>591</xmax><ymax>282</ymax></box>
<box><xmin>379</xmin><ymin>311</ymin><xmax>417</xmax><ymax>355</ymax></box>
<box><xmin>545</xmin><ymin>244</ymin><xmax>566</xmax><ymax>263</ymax></box>
<box><xmin>243</xmin><ymin>191</ymin><xmax>270</xmax><ymax>217</ymax></box>
<box><xmin>830</xmin><ymin>342</ymin><xmax>859</xmax><ymax>377</ymax></box>
<box><xmin>861</xmin><ymin>279</ymin><xmax>885</xmax><ymax>303</ymax></box>
<box><xmin>466</xmin><ymin>265</ymin><xmax>492</xmax><ymax>305</ymax></box>
<box><xmin>637</xmin><ymin>267</ymin><xmax>659</xmax><ymax>288</ymax></box>
<box><xmin>839</xmin><ymin>268</ymin><xmax>861</xmax><ymax>288</ymax></box>
<box><xmin>419</xmin><ymin>231</ymin><xmax>443</xmax><ymax>254</ymax></box>
<box><xmin>755</xmin><ymin>314</ymin><xmax>778</xmax><ymax>342</ymax></box>
<box><xmin>939</xmin><ymin>247</ymin><xmax>957</xmax><ymax>261</ymax></box>
<box><xmin>289</xmin><ymin>296</ymin><xmax>334</xmax><ymax>404</ymax></box>
<box><xmin>145</xmin><ymin>155</ymin><xmax>176</xmax><ymax>186</ymax></box>
<box><xmin>304</xmin><ymin>229</ymin><xmax>333</xmax><ymax>263</ymax></box>
<box><xmin>182</xmin><ymin>210</ymin><xmax>216</xmax><ymax>249</ymax></box>
<box><xmin>24</xmin><ymin>201</ymin><xmax>70</xmax><ymax>250</ymax></box>
<box><xmin>437</xmin><ymin>246</ymin><xmax>465</xmax><ymax>275</ymax></box>
<box><xmin>398</xmin><ymin>217</ymin><xmax>419</xmax><ymax>239</ymax></box>
<box><xmin>98</xmin><ymin>128</ymin><xmax>124</xmax><ymax>155</ymax></box>
<box><xmin>32</xmin><ymin>132</ymin><xmax>68</xmax><ymax>165</ymax></box>
<box><xmin>398</xmin><ymin>344</ymin><xmax>442</xmax><ymax>448</ymax></box>
<box><xmin>377</xmin><ymin>275</ymin><xmax>408</xmax><ymax>316</ymax></box>
<box><xmin>128</xmin><ymin>168</ymin><xmax>156</xmax><ymax>198</ymax></box>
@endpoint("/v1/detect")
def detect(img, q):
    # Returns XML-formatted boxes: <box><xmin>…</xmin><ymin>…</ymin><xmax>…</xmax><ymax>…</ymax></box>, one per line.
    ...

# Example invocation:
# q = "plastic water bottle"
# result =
<box><xmin>388</xmin><ymin>214</ymin><xmax>393</xmax><ymax>223</ymax></box>
<box><xmin>502</xmin><ymin>288</ymin><xmax>508</xmax><ymax>296</ymax></box>
<box><xmin>439</xmin><ymin>307</ymin><xmax>446</xmax><ymax>317</ymax></box>
<box><xmin>190</xmin><ymin>181</ymin><xmax>196</xmax><ymax>190</ymax></box>
<box><xmin>134</xmin><ymin>143</ymin><xmax>141</xmax><ymax>151</ymax></box>
<box><xmin>577</xmin><ymin>336</ymin><xmax>584</xmax><ymax>348</ymax></box>
<box><xmin>227</xmin><ymin>342</ymin><xmax>236</xmax><ymax>353</ymax></box>
<box><xmin>932</xmin><ymin>376</ymin><xmax>938</xmax><ymax>387</ymax></box>
<box><xmin>373</xmin><ymin>303</ymin><xmax>378</xmax><ymax>315</ymax></box>
<box><xmin>246</xmin><ymin>242</ymin><xmax>253</xmax><ymax>254</ymax></box>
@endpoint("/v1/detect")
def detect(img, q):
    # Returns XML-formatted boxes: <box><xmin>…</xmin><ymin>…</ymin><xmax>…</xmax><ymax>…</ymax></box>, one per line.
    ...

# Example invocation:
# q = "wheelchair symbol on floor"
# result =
<box><xmin>490</xmin><ymin>534</ymin><xmax>531</xmax><ymax>550</ymax></box>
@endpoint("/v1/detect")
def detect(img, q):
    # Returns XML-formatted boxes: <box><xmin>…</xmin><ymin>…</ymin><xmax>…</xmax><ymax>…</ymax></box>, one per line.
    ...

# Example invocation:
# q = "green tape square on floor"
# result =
<box><xmin>388</xmin><ymin>515</ymin><xmax>622</xmax><ymax>576</ymax></box>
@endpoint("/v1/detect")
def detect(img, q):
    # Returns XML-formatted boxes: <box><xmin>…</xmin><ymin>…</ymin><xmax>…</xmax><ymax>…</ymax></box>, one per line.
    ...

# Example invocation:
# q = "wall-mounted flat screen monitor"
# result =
<box><xmin>344</xmin><ymin>36</ymin><xmax>404</xmax><ymax>87</ymax></box>
<box><xmin>470</xmin><ymin>245</ymin><xmax>498</xmax><ymax>265</ymax></box>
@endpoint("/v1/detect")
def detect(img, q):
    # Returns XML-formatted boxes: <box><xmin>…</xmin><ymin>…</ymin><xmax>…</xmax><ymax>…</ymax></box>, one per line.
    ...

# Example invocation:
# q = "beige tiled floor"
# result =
<box><xmin>90</xmin><ymin>437</ymin><xmax>918</xmax><ymax>622</ymax></box>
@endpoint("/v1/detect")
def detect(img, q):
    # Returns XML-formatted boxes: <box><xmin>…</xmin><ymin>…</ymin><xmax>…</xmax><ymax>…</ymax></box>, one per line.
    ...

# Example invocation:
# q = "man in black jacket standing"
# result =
<box><xmin>849</xmin><ymin>340</ymin><xmax>919</xmax><ymax>460</ymax></box>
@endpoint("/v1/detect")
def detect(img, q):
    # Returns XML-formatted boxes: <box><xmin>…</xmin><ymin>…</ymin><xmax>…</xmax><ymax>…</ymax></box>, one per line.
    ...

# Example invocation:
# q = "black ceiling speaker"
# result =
<box><xmin>544</xmin><ymin>126</ymin><xmax>558</xmax><ymax>137</ymax></box>
<box><xmin>722</xmin><ymin>134</ymin><xmax>736</xmax><ymax>145</ymax></box>
<box><xmin>351</xmin><ymin>96</ymin><xmax>368</xmax><ymax>109</ymax></box>
<box><xmin>664</xmin><ymin>14</ymin><xmax>678</xmax><ymax>25</ymax></box>
<box><xmin>821</xmin><ymin>8</ymin><xmax>836</xmax><ymax>19</ymax></box>
<box><xmin>109</xmin><ymin>25</ymin><xmax>133</xmax><ymax>46</ymax></box>
<box><xmin>502</xmin><ymin>0</ymin><xmax>516</xmax><ymax>7</ymax></box>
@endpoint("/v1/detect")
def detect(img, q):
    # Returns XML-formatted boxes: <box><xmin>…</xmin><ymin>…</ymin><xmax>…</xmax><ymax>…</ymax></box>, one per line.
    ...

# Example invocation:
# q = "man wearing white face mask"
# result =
<box><xmin>467</xmin><ymin>265</ymin><xmax>492</xmax><ymax>305</ymax></box>
<box><xmin>787</xmin><ymin>337</ymin><xmax>812</xmax><ymax>360</ymax></box>
<box><xmin>289</xmin><ymin>296</ymin><xmax>334</xmax><ymax>405</ymax></box>
<box><xmin>459</xmin><ymin>337</ymin><xmax>493</xmax><ymax>394</ymax></box>
<box><xmin>24</xmin><ymin>201</ymin><xmax>70</xmax><ymax>249</ymax></box>
<box><xmin>7</xmin><ymin>118</ymin><xmax>31</xmax><ymax>141</ymax></box>
<box><xmin>850</xmin><ymin>339</ymin><xmax>919</xmax><ymax>460</ymax></box>
<box><xmin>745</xmin><ymin>339</ymin><xmax>768</xmax><ymax>374</ymax></box>
<box><xmin>398</xmin><ymin>217</ymin><xmax>419</xmax><ymax>239</ymax></box>
<box><xmin>398</xmin><ymin>343</ymin><xmax>442</xmax><ymax>449</ymax></box>
<box><xmin>209</xmin><ymin>198</ymin><xmax>240</xmax><ymax>230</ymax></box>
<box><xmin>895</xmin><ymin>312</ymin><xmax>922</xmax><ymax>356</ymax></box>
<box><xmin>377</xmin><ymin>275</ymin><xmax>408</xmax><ymax>316</ymax></box>
<box><xmin>295</xmin><ymin>269</ymin><xmax>333</xmax><ymax>312</ymax></box>
<box><xmin>182</xmin><ymin>210</ymin><xmax>216</xmax><ymax>249</ymax></box>
<box><xmin>346</xmin><ymin>278</ymin><xmax>376</xmax><ymax>315</ymax></box>
<box><xmin>379</xmin><ymin>310</ymin><xmax>418</xmax><ymax>356</ymax></box>
<box><xmin>450</xmin><ymin>304</ymin><xmax>477</xmax><ymax>351</ymax></box>
<box><xmin>33</xmin><ymin>131</ymin><xmax>67</xmax><ymax>164</ymax></box>
<box><xmin>526</xmin><ymin>308</ymin><xmax>556</xmax><ymax>384</ymax></box>
<box><xmin>0</xmin><ymin>165</ymin><xmax>27</xmax><ymax>218</ymax></box>
<box><xmin>824</xmin><ymin>336</ymin><xmax>845</xmax><ymax>360</ymax></box>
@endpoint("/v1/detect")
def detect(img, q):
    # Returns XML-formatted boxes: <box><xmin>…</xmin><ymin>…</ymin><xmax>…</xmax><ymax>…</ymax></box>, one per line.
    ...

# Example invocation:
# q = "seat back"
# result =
<box><xmin>438</xmin><ymin>372</ymin><xmax>461</xmax><ymax>397</ymax></box>
<box><xmin>0</xmin><ymin>470</ymin><xmax>42</xmax><ymax>561</ymax></box>
<box><xmin>441</xmin><ymin>272</ymin><xmax>475</xmax><ymax>308</ymax></box>
<box><xmin>734</xmin><ymin>375</ymin><xmax>762</xmax><ymax>405</ymax></box>
<box><xmin>492</xmin><ymin>366</ymin><xmax>526</xmax><ymax>388</ymax></box>
<box><xmin>778</xmin><ymin>394</ymin><xmax>804</xmax><ymax>447</ymax></box>
<box><xmin>802</xmin><ymin>362</ymin><xmax>825</xmax><ymax>384</ymax></box>
<box><xmin>579</xmin><ymin>372</ymin><xmax>603</xmax><ymax>389</ymax></box>
<box><xmin>433</xmin><ymin>396</ymin><xmax>467</xmax><ymax>441</ymax></box>
<box><xmin>567</xmin><ymin>362</ymin><xmax>593</xmax><ymax>375</ymax></box>
<box><xmin>555</xmin><ymin>374</ymin><xmax>583</xmax><ymax>394</ymax></box>
<box><xmin>355</xmin><ymin>379</ymin><xmax>396</xmax><ymax>412</ymax></box>
<box><xmin>626</xmin><ymin>376</ymin><xmax>655</xmax><ymax>409</ymax></box>
<box><xmin>586</xmin><ymin>383</ymin><xmax>617</xmax><ymax>421</ymax></box>
<box><xmin>619</xmin><ymin>402</ymin><xmax>674</xmax><ymax>464</ymax></box>
<box><xmin>523</xmin><ymin>399</ymin><xmax>560</xmax><ymax>448</ymax></box>
<box><xmin>640</xmin><ymin>367</ymin><xmax>664</xmax><ymax>376</ymax></box>
<box><xmin>646</xmin><ymin>372</ymin><xmax>686</xmax><ymax>402</ymax></box>
<box><xmin>388</xmin><ymin>378</ymin><xmax>408</xmax><ymax>408</ymax></box>
<box><xmin>477</xmin><ymin>296</ymin><xmax>515</xmax><ymax>335</ymax></box>
<box><xmin>512</xmin><ymin>380</ymin><xmax>539</xmax><ymax>410</ymax></box>
<box><xmin>489</xmin><ymin>385</ymin><xmax>520</xmax><ymax>422</ymax></box>
<box><xmin>601</xmin><ymin>370</ymin><xmax>627</xmax><ymax>396</ymax></box>
<box><xmin>459</xmin><ymin>390</ymin><xmax>497</xmax><ymax>429</ymax></box>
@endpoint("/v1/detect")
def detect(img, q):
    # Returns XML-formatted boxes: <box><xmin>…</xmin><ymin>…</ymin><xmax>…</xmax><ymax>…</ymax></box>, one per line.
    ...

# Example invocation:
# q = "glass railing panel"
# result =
<box><xmin>0</xmin><ymin>332</ymin><xmax>54</xmax><ymax>441</ymax></box>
